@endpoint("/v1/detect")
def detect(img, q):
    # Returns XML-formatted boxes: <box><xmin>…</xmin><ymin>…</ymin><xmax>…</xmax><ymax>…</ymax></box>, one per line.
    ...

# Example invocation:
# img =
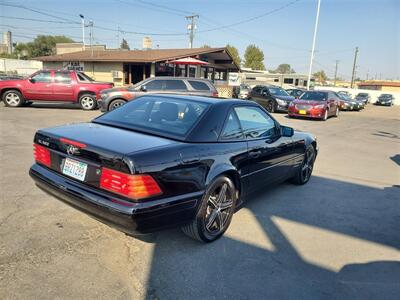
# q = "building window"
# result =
<box><xmin>214</xmin><ymin>69</ymin><xmax>227</xmax><ymax>81</ymax></box>
<box><xmin>189</xmin><ymin>66</ymin><xmax>196</xmax><ymax>78</ymax></box>
<box><xmin>284</xmin><ymin>78</ymin><xmax>294</xmax><ymax>84</ymax></box>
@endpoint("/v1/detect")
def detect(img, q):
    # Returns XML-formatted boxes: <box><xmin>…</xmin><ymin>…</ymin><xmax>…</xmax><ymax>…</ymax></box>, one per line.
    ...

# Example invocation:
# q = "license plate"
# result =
<box><xmin>299</xmin><ymin>110</ymin><xmax>306</xmax><ymax>115</ymax></box>
<box><xmin>62</xmin><ymin>158</ymin><xmax>88</xmax><ymax>181</ymax></box>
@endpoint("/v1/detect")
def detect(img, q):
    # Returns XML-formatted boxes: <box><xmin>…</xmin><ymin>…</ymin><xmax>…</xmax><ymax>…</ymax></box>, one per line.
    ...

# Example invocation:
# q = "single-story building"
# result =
<box><xmin>357</xmin><ymin>81</ymin><xmax>400</xmax><ymax>93</ymax></box>
<box><xmin>36</xmin><ymin>47</ymin><xmax>240</xmax><ymax>90</ymax></box>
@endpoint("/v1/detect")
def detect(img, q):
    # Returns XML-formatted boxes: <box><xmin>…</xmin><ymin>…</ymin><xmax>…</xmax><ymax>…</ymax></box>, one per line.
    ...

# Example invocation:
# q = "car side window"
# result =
<box><xmin>165</xmin><ymin>80</ymin><xmax>187</xmax><ymax>90</ymax></box>
<box><xmin>54</xmin><ymin>72</ymin><xmax>72</xmax><ymax>84</ymax></box>
<box><xmin>234</xmin><ymin>106</ymin><xmax>277</xmax><ymax>139</ymax></box>
<box><xmin>145</xmin><ymin>80</ymin><xmax>164</xmax><ymax>91</ymax></box>
<box><xmin>31</xmin><ymin>72</ymin><xmax>52</xmax><ymax>83</ymax></box>
<box><xmin>220</xmin><ymin>110</ymin><xmax>244</xmax><ymax>140</ymax></box>
<box><xmin>188</xmin><ymin>80</ymin><xmax>210</xmax><ymax>91</ymax></box>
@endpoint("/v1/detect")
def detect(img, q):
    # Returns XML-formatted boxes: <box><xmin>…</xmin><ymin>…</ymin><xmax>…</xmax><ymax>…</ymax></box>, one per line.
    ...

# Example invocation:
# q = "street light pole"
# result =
<box><xmin>307</xmin><ymin>0</ymin><xmax>321</xmax><ymax>90</ymax></box>
<box><xmin>80</xmin><ymin>14</ymin><xmax>85</xmax><ymax>51</ymax></box>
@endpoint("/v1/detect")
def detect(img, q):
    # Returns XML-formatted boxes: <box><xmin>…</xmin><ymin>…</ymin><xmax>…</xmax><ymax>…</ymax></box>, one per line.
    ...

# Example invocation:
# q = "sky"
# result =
<box><xmin>1</xmin><ymin>0</ymin><xmax>399</xmax><ymax>80</ymax></box>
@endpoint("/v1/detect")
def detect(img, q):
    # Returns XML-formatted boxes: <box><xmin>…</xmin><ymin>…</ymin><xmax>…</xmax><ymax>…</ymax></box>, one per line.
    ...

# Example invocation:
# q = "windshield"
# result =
<box><xmin>77</xmin><ymin>72</ymin><xmax>94</xmax><ymax>82</ymax></box>
<box><xmin>94</xmin><ymin>96</ymin><xmax>209</xmax><ymax>138</ymax></box>
<box><xmin>357</xmin><ymin>93</ymin><xmax>368</xmax><ymax>97</ymax></box>
<box><xmin>380</xmin><ymin>94</ymin><xmax>391</xmax><ymax>98</ymax></box>
<box><xmin>268</xmin><ymin>87</ymin><xmax>290</xmax><ymax>96</ymax></box>
<box><xmin>299</xmin><ymin>91</ymin><xmax>327</xmax><ymax>101</ymax></box>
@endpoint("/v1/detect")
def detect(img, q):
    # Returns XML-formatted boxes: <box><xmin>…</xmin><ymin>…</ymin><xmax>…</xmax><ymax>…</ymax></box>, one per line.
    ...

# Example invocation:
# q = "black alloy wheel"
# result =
<box><xmin>182</xmin><ymin>176</ymin><xmax>237</xmax><ymax>242</ymax></box>
<box><xmin>291</xmin><ymin>145</ymin><xmax>316</xmax><ymax>185</ymax></box>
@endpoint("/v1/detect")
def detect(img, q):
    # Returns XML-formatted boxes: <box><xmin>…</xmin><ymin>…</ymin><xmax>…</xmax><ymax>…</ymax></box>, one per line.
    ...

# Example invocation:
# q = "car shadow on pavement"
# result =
<box><xmin>24</xmin><ymin>103</ymin><xmax>84</xmax><ymax>110</ymax></box>
<box><xmin>135</xmin><ymin>176</ymin><xmax>400</xmax><ymax>299</ymax></box>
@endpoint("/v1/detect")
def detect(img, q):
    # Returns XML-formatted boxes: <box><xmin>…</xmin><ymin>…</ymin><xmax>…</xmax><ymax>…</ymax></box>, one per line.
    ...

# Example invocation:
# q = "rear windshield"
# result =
<box><xmin>94</xmin><ymin>96</ymin><xmax>209</xmax><ymax>138</ymax></box>
<box><xmin>268</xmin><ymin>87</ymin><xmax>290</xmax><ymax>96</ymax></box>
<box><xmin>300</xmin><ymin>91</ymin><xmax>327</xmax><ymax>101</ymax></box>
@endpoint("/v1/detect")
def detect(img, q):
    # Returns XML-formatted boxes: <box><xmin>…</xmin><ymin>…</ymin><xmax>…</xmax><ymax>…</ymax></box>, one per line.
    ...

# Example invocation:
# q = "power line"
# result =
<box><xmin>197</xmin><ymin>0</ymin><xmax>302</xmax><ymax>33</ymax></box>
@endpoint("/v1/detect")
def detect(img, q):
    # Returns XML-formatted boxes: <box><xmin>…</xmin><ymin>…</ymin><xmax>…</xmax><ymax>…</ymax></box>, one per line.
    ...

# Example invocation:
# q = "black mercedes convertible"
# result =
<box><xmin>30</xmin><ymin>94</ymin><xmax>317</xmax><ymax>242</ymax></box>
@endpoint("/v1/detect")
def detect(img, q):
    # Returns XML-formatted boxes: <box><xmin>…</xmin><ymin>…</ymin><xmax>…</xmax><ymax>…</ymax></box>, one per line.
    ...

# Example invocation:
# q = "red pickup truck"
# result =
<box><xmin>0</xmin><ymin>70</ymin><xmax>113</xmax><ymax>110</ymax></box>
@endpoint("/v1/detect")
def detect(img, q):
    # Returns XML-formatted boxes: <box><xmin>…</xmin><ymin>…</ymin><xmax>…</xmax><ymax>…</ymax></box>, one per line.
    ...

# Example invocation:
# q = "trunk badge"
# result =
<box><xmin>67</xmin><ymin>145</ymin><xmax>80</xmax><ymax>156</ymax></box>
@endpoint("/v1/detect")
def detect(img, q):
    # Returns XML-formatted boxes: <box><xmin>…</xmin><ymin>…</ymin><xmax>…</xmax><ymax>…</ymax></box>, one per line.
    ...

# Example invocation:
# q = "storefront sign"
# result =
<box><xmin>228</xmin><ymin>72</ymin><xmax>240</xmax><ymax>86</ymax></box>
<box><xmin>63</xmin><ymin>61</ymin><xmax>84</xmax><ymax>71</ymax></box>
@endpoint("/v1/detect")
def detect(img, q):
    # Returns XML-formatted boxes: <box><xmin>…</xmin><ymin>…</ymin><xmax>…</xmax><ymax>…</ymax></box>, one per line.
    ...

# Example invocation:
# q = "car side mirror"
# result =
<box><xmin>140</xmin><ymin>85</ymin><xmax>147</xmax><ymax>92</ymax></box>
<box><xmin>262</xmin><ymin>91</ymin><xmax>267</xmax><ymax>96</ymax></box>
<box><xmin>29</xmin><ymin>78</ymin><xmax>36</xmax><ymax>83</ymax></box>
<box><xmin>281</xmin><ymin>125</ymin><xmax>294</xmax><ymax>137</ymax></box>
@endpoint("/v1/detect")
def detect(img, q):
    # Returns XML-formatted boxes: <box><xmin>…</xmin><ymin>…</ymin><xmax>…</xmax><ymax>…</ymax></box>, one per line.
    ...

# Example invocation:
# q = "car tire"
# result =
<box><xmin>3</xmin><ymin>90</ymin><xmax>24</xmax><ymax>107</ymax></box>
<box><xmin>334</xmin><ymin>106</ymin><xmax>339</xmax><ymax>117</ymax></box>
<box><xmin>291</xmin><ymin>145</ymin><xmax>316</xmax><ymax>185</ymax></box>
<box><xmin>79</xmin><ymin>94</ymin><xmax>97</xmax><ymax>110</ymax></box>
<box><xmin>322</xmin><ymin>109</ymin><xmax>328</xmax><ymax>121</ymax></box>
<box><xmin>109</xmin><ymin>99</ymin><xmax>127</xmax><ymax>111</ymax></box>
<box><xmin>266</xmin><ymin>101</ymin><xmax>275</xmax><ymax>113</ymax></box>
<box><xmin>181</xmin><ymin>176</ymin><xmax>237</xmax><ymax>243</ymax></box>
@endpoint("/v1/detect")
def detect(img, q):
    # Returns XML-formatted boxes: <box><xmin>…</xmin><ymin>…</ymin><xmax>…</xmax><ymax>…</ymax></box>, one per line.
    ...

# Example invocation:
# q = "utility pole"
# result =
<box><xmin>366</xmin><ymin>69</ymin><xmax>369</xmax><ymax>80</ymax></box>
<box><xmin>350</xmin><ymin>46</ymin><xmax>359</xmax><ymax>88</ymax></box>
<box><xmin>88</xmin><ymin>20</ymin><xmax>94</xmax><ymax>57</ymax></box>
<box><xmin>79</xmin><ymin>14</ymin><xmax>85</xmax><ymax>50</ymax></box>
<box><xmin>307</xmin><ymin>0</ymin><xmax>321</xmax><ymax>90</ymax></box>
<box><xmin>334</xmin><ymin>60</ymin><xmax>339</xmax><ymax>86</ymax></box>
<box><xmin>186</xmin><ymin>15</ymin><xmax>199</xmax><ymax>48</ymax></box>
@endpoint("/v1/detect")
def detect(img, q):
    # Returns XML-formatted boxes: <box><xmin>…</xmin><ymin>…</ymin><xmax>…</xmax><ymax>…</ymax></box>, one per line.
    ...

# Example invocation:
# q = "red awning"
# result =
<box><xmin>169</xmin><ymin>57</ymin><xmax>209</xmax><ymax>65</ymax></box>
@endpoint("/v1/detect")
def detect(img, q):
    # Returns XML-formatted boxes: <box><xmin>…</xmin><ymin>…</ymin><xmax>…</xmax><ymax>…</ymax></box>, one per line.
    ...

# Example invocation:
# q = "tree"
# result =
<box><xmin>120</xmin><ymin>38</ymin><xmax>130</xmax><ymax>50</ymax></box>
<box><xmin>14</xmin><ymin>35</ymin><xmax>74</xmax><ymax>59</ymax></box>
<box><xmin>243</xmin><ymin>44</ymin><xmax>265</xmax><ymax>70</ymax></box>
<box><xmin>313</xmin><ymin>70</ymin><xmax>328</xmax><ymax>83</ymax></box>
<box><xmin>200</xmin><ymin>44</ymin><xmax>211</xmax><ymax>48</ymax></box>
<box><xmin>226</xmin><ymin>44</ymin><xmax>241</xmax><ymax>67</ymax></box>
<box><xmin>272</xmin><ymin>63</ymin><xmax>295</xmax><ymax>74</ymax></box>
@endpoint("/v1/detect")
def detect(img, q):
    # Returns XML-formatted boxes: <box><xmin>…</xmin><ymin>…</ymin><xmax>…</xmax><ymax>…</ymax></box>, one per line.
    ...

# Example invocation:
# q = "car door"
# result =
<box><xmin>234</xmin><ymin>105</ymin><xmax>294</xmax><ymax>191</ymax></box>
<box><xmin>53</xmin><ymin>71</ymin><xmax>74</xmax><ymax>101</ymax></box>
<box><xmin>24</xmin><ymin>71</ymin><xmax>53</xmax><ymax>100</ymax></box>
<box><xmin>250</xmin><ymin>86</ymin><xmax>262</xmax><ymax>100</ymax></box>
<box><xmin>163</xmin><ymin>79</ymin><xmax>189</xmax><ymax>95</ymax></box>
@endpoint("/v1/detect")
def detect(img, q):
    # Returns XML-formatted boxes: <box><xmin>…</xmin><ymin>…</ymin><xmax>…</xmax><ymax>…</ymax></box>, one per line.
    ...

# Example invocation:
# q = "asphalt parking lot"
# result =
<box><xmin>1</xmin><ymin>102</ymin><xmax>399</xmax><ymax>299</ymax></box>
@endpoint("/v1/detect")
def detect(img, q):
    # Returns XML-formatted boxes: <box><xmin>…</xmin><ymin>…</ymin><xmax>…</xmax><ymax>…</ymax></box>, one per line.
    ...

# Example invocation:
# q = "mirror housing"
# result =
<box><xmin>29</xmin><ymin>78</ymin><xmax>36</xmax><ymax>83</ymax></box>
<box><xmin>281</xmin><ymin>125</ymin><xmax>294</xmax><ymax>137</ymax></box>
<box><xmin>140</xmin><ymin>85</ymin><xmax>147</xmax><ymax>92</ymax></box>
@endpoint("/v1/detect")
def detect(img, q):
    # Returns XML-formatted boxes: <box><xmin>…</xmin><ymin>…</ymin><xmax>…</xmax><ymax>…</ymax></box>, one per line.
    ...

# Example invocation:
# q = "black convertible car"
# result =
<box><xmin>30</xmin><ymin>95</ymin><xmax>317</xmax><ymax>242</ymax></box>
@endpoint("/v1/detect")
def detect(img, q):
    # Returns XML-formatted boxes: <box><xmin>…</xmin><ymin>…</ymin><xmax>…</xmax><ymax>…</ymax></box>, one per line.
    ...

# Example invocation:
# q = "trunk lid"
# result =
<box><xmin>34</xmin><ymin>122</ymin><xmax>177</xmax><ymax>188</ymax></box>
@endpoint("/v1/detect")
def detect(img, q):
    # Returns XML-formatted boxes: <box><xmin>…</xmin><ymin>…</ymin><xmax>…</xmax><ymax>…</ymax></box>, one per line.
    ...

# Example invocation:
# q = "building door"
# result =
<box><xmin>131</xmin><ymin>64</ymin><xmax>144</xmax><ymax>84</ymax></box>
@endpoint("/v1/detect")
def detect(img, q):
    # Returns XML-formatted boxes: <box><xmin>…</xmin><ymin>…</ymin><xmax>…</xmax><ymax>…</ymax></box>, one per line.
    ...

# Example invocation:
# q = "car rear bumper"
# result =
<box><xmin>29</xmin><ymin>163</ymin><xmax>202</xmax><ymax>234</ymax></box>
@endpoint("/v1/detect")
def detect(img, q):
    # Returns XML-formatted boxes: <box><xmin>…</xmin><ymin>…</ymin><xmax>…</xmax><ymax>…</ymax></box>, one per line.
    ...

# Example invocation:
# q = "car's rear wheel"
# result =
<box><xmin>3</xmin><ymin>90</ymin><xmax>24</xmax><ymax>107</ymax></box>
<box><xmin>266</xmin><ymin>101</ymin><xmax>275</xmax><ymax>113</ymax></box>
<box><xmin>79</xmin><ymin>94</ymin><xmax>97</xmax><ymax>110</ymax></box>
<box><xmin>181</xmin><ymin>176</ymin><xmax>237</xmax><ymax>243</ymax></box>
<box><xmin>109</xmin><ymin>99</ymin><xmax>126</xmax><ymax>111</ymax></box>
<box><xmin>291</xmin><ymin>145</ymin><xmax>316</xmax><ymax>185</ymax></box>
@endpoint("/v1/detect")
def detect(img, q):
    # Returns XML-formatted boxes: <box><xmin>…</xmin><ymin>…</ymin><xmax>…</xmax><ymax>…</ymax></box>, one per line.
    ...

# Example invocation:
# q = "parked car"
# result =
<box><xmin>249</xmin><ymin>85</ymin><xmax>295</xmax><ymax>112</ymax></box>
<box><xmin>355</xmin><ymin>92</ymin><xmax>371</xmax><ymax>104</ymax></box>
<box><xmin>98</xmin><ymin>77</ymin><xmax>218</xmax><ymax>112</ymax></box>
<box><xmin>337</xmin><ymin>91</ymin><xmax>352</xmax><ymax>98</ymax></box>
<box><xmin>375</xmin><ymin>94</ymin><xmax>394</xmax><ymax>106</ymax></box>
<box><xmin>286</xmin><ymin>88</ymin><xmax>305</xmax><ymax>98</ymax></box>
<box><xmin>336</xmin><ymin>93</ymin><xmax>363</xmax><ymax>111</ymax></box>
<box><xmin>288</xmin><ymin>90</ymin><xmax>340</xmax><ymax>120</ymax></box>
<box><xmin>29</xmin><ymin>94</ymin><xmax>317</xmax><ymax>243</ymax></box>
<box><xmin>238</xmin><ymin>84</ymin><xmax>252</xmax><ymax>100</ymax></box>
<box><xmin>0</xmin><ymin>70</ymin><xmax>113</xmax><ymax>110</ymax></box>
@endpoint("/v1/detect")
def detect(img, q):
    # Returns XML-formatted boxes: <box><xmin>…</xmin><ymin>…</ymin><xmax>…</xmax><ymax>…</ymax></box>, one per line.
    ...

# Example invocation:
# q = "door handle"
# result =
<box><xmin>249</xmin><ymin>150</ymin><xmax>262</xmax><ymax>158</ymax></box>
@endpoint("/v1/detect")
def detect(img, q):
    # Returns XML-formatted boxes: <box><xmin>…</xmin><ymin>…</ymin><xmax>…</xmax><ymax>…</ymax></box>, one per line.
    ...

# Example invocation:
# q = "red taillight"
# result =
<box><xmin>100</xmin><ymin>168</ymin><xmax>162</xmax><ymax>200</ymax></box>
<box><xmin>212</xmin><ymin>91</ymin><xmax>219</xmax><ymax>97</ymax></box>
<box><xmin>33</xmin><ymin>143</ymin><xmax>51</xmax><ymax>167</ymax></box>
